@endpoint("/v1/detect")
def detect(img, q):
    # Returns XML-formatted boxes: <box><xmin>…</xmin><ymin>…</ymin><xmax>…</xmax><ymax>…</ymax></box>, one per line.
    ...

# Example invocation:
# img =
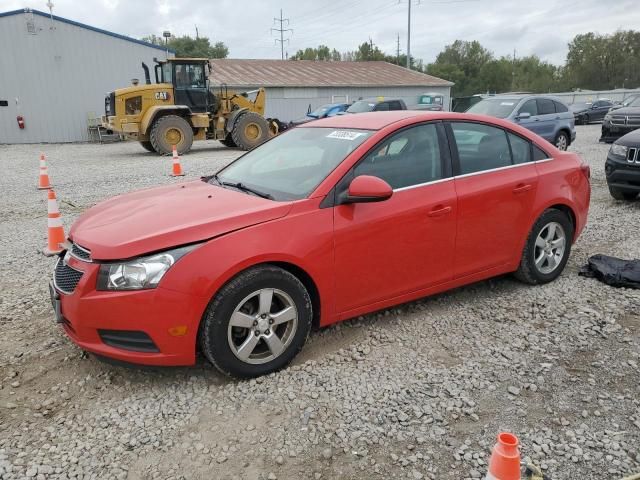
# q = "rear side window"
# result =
<box><xmin>508</xmin><ymin>133</ymin><xmax>531</xmax><ymax>164</ymax></box>
<box><xmin>374</xmin><ymin>102</ymin><xmax>390</xmax><ymax>111</ymax></box>
<box><xmin>553</xmin><ymin>101</ymin><xmax>568</xmax><ymax>113</ymax></box>
<box><xmin>389</xmin><ymin>101</ymin><xmax>403</xmax><ymax>110</ymax></box>
<box><xmin>537</xmin><ymin>98</ymin><xmax>556</xmax><ymax>115</ymax></box>
<box><xmin>532</xmin><ymin>145</ymin><xmax>549</xmax><ymax>161</ymax></box>
<box><xmin>451</xmin><ymin>122</ymin><xmax>512</xmax><ymax>175</ymax></box>
<box><xmin>519</xmin><ymin>100</ymin><xmax>538</xmax><ymax>116</ymax></box>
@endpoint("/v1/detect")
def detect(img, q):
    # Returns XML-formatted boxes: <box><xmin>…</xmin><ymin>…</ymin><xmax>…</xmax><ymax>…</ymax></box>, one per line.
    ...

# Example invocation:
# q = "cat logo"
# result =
<box><xmin>155</xmin><ymin>92</ymin><xmax>169</xmax><ymax>101</ymax></box>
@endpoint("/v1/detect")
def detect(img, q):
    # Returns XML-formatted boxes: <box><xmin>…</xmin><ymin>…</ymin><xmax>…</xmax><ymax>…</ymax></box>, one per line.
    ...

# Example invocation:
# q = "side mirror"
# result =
<box><xmin>343</xmin><ymin>175</ymin><xmax>393</xmax><ymax>204</ymax></box>
<box><xmin>517</xmin><ymin>112</ymin><xmax>531</xmax><ymax>120</ymax></box>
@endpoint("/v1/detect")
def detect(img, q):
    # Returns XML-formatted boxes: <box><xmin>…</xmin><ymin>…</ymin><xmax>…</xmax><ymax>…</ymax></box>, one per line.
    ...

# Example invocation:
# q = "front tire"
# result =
<box><xmin>149</xmin><ymin>115</ymin><xmax>194</xmax><ymax>155</ymax></box>
<box><xmin>220</xmin><ymin>134</ymin><xmax>237</xmax><ymax>148</ymax></box>
<box><xmin>199</xmin><ymin>265</ymin><xmax>312</xmax><ymax>378</ymax></box>
<box><xmin>554</xmin><ymin>131</ymin><xmax>569</xmax><ymax>151</ymax></box>
<box><xmin>231</xmin><ymin>112</ymin><xmax>270</xmax><ymax>150</ymax></box>
<box><xmin>514</xmin><ymin>209</ymin><xmax>574</xmax><ymax>285</ymax></box>
<box><xmin>609</xmin><ymin>186</ymin><xmax>638</xmax><ymax>201</ymax></box>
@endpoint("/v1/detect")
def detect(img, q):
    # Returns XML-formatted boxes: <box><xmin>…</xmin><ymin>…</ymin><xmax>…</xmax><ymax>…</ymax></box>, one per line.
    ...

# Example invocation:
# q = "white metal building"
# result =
<box><xmin>0</xmin><ymin>8</ymin><xmax>173</xmax><ymax>143</ymax></box>
<box><xmin>209</xmin><ymin>59</ymin><xmax>453</xmax><ymax>122</ymax></box>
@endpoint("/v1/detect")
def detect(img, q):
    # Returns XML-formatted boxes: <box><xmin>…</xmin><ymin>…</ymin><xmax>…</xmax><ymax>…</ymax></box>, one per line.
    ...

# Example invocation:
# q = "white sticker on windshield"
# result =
<box><xmin>326</xmin><ymin>130</ymin><xmax>366</xmax><ymax>140</ymax></box>
<box><xmin>500</xmin><ymin>102</ymin><xmax>515</xmax><ymax>106</ymax></box>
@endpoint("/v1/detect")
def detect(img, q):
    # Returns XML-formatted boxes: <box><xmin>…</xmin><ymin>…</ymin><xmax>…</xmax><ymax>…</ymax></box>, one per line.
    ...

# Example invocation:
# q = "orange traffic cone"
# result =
<box><xmin>38</xmin><ymin>153</ymin><xmax>52</xmax><ymax>190</ymax></box>
<box><xmin>171</xmin><ymin>145</ymin><xmax>185</xmax><ymax>177</ymax></box>
<box><xmin>486</xmin><ymin>432</ymin><xmax>521</xmax><ymax>480</ymax></box>
<box><xmin>43</xmin><ymin>189</ymin><xmax>66</xmax><ymax>256</ymax></box>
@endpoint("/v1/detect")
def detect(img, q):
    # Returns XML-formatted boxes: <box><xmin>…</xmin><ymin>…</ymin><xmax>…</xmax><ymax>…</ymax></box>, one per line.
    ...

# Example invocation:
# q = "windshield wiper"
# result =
<box><xmin>220</xmin><ymin>180</ymin><xmax>274</xmax><ymax>200</ymax></box>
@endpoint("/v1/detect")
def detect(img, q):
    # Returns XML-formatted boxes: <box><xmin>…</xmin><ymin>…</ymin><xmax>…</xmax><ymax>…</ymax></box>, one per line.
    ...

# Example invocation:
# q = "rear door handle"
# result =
<box><xmin>427</xmin><ymin>205</ymin><xmax>452</xmax><ymax>217</ymax></box>
<box><xmin>513</xmin><ymin>183</ymin><xmax>532</xmax><ymax>194</ymax></box>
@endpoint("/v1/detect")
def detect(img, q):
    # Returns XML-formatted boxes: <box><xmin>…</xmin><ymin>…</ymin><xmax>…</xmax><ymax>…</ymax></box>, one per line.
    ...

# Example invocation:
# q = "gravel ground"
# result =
<box><xmin>0</xmin><ymin>126</ymin><xmax>639</xmax><ymax>480</ymax></box>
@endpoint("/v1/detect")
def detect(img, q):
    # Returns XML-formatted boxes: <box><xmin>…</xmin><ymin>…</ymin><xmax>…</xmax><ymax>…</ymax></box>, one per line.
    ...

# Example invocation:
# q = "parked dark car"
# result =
<box><xmin>609</xmin><ymin>95</ymin><xmax>640</xmax><ymax>113</ymax></box>
<box><xmin>289</xmin><ymin>102</ymin><xmax>349</xmax><ymax>126</ymax></box>
<box><xmin>344</xmin><ymin>98</ymin><xmax>407</xmax><ymax>113</ymax></box>
<box><xmin>601</xmin><ymin>96</ymin><xmax>640</xmax><ymax>143</ymax></box>
<box><xmin>570</xmin><ymin>99</ymin><xmax>614</xmax><ymax>125</ymax></box>
<box><xmin>605</xmin><ymin>129</ymin><xmax>640</xmax><ymax>200</ymax></box>
<box><xmin>466</xmin><ymin>95</ymin><xmax>575</xmax><ymax>150</ymax></box>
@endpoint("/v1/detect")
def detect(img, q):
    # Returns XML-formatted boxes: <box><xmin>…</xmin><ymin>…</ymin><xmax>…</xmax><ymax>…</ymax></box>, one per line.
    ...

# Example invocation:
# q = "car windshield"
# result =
<box><xmin>570</xmin><ymin>103</ymin><xmax>590</xmax><ymax>111</ymax></box>
<box><xmin>466</xmin><ymin>98</ymin><xmax>519</xmax><ymax>118</ymax></box>
<box><xmin>625</xmin><ymin>96</ymin><xmax>640</xmax><ymax>107</ymax></box>
<box><xmin>308</xmin><ymin>105</ymin><xmax>330</xmax><ymax>118</ymax></box>
<box><xmin>212</xmin><ymin>127</ymin><xmax>373</xmax><ymax>201</ymax></box>
<box><xmin>347</xmin><ymin>100</ymin><xmax>376</xmax><ymax>113</ymax></box>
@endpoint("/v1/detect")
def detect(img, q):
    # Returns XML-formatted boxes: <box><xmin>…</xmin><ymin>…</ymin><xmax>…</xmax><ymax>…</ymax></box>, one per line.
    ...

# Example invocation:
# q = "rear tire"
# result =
<box><xmin>514</xmin><ymin>209</ymin><xmax>574</xmax><ymax>285</ymax></box>
<box><xmin>608</xmin><ymin>186</ymin><xmax>638</xmax><ymax>201</ymax></box>
<box><xmin>139</xmin><ymin>141</ymin><xmax>155</xmax><ymax>153</ymax></box>
<box><xmin>199</xmin><ymin>265</ymin><xmax>312</xmax><ymax>378</ymax></box>
<box><xmin>231</xmin><ymin>112</ymin><xmax>270</xmax><ymax>150</ymax></box>
<box><xmin>149</xmin><ymin>115</ymin><xmax>194</xmax><ymax>156</ymax></box>
<box><xmin>554</xmin><ymin>131</ymin><xmax>569</xmax><ymax>151</ymax></box>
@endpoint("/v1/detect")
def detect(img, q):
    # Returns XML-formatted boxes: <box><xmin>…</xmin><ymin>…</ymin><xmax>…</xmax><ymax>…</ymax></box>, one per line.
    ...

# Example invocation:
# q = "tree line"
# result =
<box><xmin>141</xmin><ymin>30</ymin><xmax>640</xmax><ymax>97</ymax></box>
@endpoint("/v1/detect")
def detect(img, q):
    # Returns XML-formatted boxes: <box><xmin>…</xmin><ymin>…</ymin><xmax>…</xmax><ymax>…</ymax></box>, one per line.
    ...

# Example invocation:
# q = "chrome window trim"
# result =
<box><xmin>392</xmin><ymin>158</ymin><xmax>553</xmax><ymax>192</ymax></box>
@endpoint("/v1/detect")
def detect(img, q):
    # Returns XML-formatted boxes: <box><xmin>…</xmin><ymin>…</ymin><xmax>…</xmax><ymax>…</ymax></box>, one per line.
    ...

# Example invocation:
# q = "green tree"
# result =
<box><xmin>355</xmin><ymin>40</ymin><xmax>386</xmax><ymax>61</ymax></box>
<box><xmin>427</xmin><ymin>40</ymin><xmax>493</xmax><ymax>95</ymax></box>
<box><xmin>141</xmin><ymin>34</ymin><xmax>228</xmax><ymax>58</ymax></box>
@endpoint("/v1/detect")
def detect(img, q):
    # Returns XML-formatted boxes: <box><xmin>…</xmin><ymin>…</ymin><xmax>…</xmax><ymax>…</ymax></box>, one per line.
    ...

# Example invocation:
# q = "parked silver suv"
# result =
<box><xmin>466</xmin><ymin>95</ymin><xmax>576</xmax><ymax>150</ymax></box>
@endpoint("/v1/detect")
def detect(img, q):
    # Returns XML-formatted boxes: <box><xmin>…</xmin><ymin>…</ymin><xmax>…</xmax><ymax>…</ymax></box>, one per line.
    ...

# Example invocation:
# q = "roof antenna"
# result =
<box><xmin>45</xmin><ymin>1</ymin><xmax>55</xmax><ymax>29</ymax></box>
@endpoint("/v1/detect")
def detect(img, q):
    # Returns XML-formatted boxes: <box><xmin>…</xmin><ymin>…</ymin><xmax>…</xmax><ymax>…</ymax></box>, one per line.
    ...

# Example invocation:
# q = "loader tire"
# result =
<box><xmin>231</xmin><ymin>112</ymin><xmax>270</xmax><ymax>150</ymax></box>
<box><xmin>139</xmin><ymin>141</ymin><xmax>155</xmax><ymax>153</ymax></box>
<box><xmin>149</xmin><ymin>115</ymin><xmax>193</xmax><ymax>156</ymax></box>
<box><xmin>220</xmin><ymin>134</ymin><xmax>237</xmax><ymax>148</ymax></box>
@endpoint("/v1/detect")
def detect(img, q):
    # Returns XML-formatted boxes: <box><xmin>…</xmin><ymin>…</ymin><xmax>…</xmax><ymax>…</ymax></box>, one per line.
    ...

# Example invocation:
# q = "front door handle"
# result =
<box><xmin>427</xmin><ymin>205</ymin><xmax>452</xmax><ymax>217</ymax></box>
<box><xmin>513</xmin><ymin>183</ymin><xmax>532</xmax><ymax>194</ymax></box>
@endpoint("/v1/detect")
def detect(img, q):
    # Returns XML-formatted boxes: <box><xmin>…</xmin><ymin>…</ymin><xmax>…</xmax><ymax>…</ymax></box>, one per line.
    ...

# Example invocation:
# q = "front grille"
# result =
<box><xmin>54</xmin><ymin>258</ymin><xmax>84</xmax><ymax>294</ymax></box>
<box><xmin>628</xmin><ymin>147</ymin><xmax>639</xmax><ymax>164</ymax></box>
<box><xmin>70</xmin><ymin>242</ymin><xmax>91</xmax><ymax>262</ymax></box>
<box><xmin>610</xmin><ymin>115</ymin><xmax>626</xmax><ymax>126</ymax></box>
<box><xmin>628</xmin><ymin>115</ymin><xmax>640</xmax><ymax>127</ymax></box>
<box><xmin>611</xmin><ymin>114</ymin><xmax>640</xmax><ymax>126</ymax></box>
<box><xmin>98</xmin><ymin>330</ymin><xmax>159</xmax><ymax>353</ymax></box>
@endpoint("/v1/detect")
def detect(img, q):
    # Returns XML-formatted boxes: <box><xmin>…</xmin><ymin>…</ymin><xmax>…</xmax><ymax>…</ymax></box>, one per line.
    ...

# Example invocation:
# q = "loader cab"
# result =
<box><xmin>156</xmin><ymin>58</ymin><xmax>209</xmax><ymax>113</ymax></box>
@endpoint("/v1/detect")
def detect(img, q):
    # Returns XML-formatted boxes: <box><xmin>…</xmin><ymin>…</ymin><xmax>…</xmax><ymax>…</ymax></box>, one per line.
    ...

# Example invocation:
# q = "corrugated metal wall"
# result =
<box><xmin>222</xmin><ymin>86</ymin><xmax>452</xmax><ymax>122</ymax></box>
<box><xmin>0</xmin><ymin>11</ymin><xmax>171</xmax><ymax>143</ymax></box>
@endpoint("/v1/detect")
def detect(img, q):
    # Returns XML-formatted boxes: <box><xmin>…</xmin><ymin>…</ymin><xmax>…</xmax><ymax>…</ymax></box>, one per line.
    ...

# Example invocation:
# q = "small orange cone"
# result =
<box><xmin>486</xmin><ymin>432</ymin><xmax>521</xmax><ymax>480</ymax></box>
<box><xmin>171</xmin><ymin>145</ymin><xmax>185</xmax><ymax>177</ymax></box>
<box><xmin>38</xmin><ymin>153</ymin><xmax>52</xmax><ymax>190</ymax></box>
<box><xmin>43</xmin><ymin>189</ymin><xmax>66</xmax><ymax>256</ymax></box>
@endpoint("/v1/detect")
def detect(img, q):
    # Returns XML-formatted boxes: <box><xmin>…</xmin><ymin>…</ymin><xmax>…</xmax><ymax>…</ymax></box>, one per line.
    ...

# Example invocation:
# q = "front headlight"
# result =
<box><xmin>610</xmin><ymin>144</ymin><xmax>628</xmax><ymax>158</ymax></box>
<box><xmin>604</xmin><ymin>114</ymin><xmax>612</xmax><ymax>122</ymax></box>
<box><xmin>97</xmin><ymin>244</ymin><xmax>199</xmax><ymax>291</ymax></box>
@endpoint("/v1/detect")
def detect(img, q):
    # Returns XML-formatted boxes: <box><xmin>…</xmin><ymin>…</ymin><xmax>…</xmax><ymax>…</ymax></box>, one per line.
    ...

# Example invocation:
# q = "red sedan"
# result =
<box><xmin>51</xmin><ymin>111</ymin><xmax>590</xmax><ymax>377</ymax></box>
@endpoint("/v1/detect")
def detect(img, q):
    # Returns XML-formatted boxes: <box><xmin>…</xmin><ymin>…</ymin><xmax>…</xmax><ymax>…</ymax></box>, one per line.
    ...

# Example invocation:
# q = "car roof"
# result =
<box><xmin>300</xmin><ymin>111</ymin><xmax>543</xmax><ymax>132</ymax></box>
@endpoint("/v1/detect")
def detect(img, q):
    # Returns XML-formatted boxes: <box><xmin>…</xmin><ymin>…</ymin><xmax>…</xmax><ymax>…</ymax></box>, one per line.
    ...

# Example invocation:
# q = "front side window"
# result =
<box><xmin>161</xmin><ymin>63</ymin><xmax>172</xmax><ymax>84</ymax></box>
<box><xmin>451</xmin><ymin>122</ymin><xmax>512</xmax><ymax>175</ymax></box>
<box><xmin>374</xmin><ymin>102</ymin><xmax>390</xmax><ymax>111</ymax></box>
<box><xmin>175</xmin><ymin>64</ymin><xmax>206</xmax><ymax>88</ymax></box>
<box><xmin>354</xmin><ymin>123</ymin><xmax>443</xmax><ymax>189</ymax></box>
<box><xmin>519</xmin><ymin>100</ymin><xmax>538</xmax><ymax>116</ymax></box>
<box><xmin>214</xmin><ymin>127</ymin><xmax>372</xmax><ymax>201</ymax></box>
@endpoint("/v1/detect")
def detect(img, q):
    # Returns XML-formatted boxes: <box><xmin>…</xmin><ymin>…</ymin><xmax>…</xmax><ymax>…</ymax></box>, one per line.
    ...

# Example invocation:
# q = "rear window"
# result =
<box><xmin>466</xmin><ymin>98</ymin><xmax>518</xmax><ymax>118</ymax></box>
<box><xmin>347</xmin><ymin>101</ymin><xmax>375</xmax><ymax>113</ymax></box>
<box><xmin>537</xmin><ymin>98</ymin><xmax>556</xmax><ymax>115</ymax></box>
<box><xmin>553</xmin><ymin>101</ymin><xmax>568</xmax><ymax>113</ymax></box>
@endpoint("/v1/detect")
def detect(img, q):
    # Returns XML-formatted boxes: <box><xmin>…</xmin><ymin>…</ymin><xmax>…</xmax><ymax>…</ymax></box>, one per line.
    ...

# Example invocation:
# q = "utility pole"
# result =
<box><xmin>407</xmin><ymin>0</ymin><xmax>411</xmax><ymax>68</ymax></box>
<box><xmin>396</xmin><ymin>33</ymin><xmax>401</xmax><ymax>65</ymax></box>
<box><xmin>195</xmin><ymin>25</ymin><xmax>199</xmax><ymax>39</ymax></box>
<box><xmin>511</xmin><ymin>48</ymin><xmax>516</xmax><ymax>91</ymax></box>
<box><xmin>271</xmin><ymin>9</ymin><xmax>292</xmax><ymax>60</ymax></box>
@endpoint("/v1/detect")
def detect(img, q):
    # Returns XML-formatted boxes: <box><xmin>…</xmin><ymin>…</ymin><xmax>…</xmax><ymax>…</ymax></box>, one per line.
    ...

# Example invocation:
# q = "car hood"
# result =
<box><xmin>615</xmin><ymin>129</ymin><xmax>640</xmax><ymax>146</ymax></box>
<box><xmin>69</xmin><ymin>180</ymin><xmax>292</xmax><ymax>260</ymax></box>
<box><xmin>608</xmin><ymin>106</ymin><xmax>640</xmax><ymax>116</ymax></box>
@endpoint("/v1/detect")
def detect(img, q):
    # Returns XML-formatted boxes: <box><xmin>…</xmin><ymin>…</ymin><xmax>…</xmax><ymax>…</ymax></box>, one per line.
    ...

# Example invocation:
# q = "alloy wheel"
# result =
<box><xmin>555</xmin><ymin>134</ymin><xmax>568</xmax><ymax>150</ymax></box>
<box><xmin>227</xmin><ymin>288</ymin><xmax>298</xmax><ymax>365</ymax></box>
<box><xmin>534</xmin><ymin>221</ymin><xmax>566</xmax><ymax>274</ymax></box>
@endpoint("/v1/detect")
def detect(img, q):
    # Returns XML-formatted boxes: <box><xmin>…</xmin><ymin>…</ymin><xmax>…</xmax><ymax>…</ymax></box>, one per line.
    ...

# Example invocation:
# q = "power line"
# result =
<box><xmin>271</xmin><ymin>9</ymin><xmax>293</xmax><ymax>60</ymax></box>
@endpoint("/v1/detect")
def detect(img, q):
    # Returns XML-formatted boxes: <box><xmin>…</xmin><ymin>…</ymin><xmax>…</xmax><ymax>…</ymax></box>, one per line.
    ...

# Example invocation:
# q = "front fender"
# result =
<box><xmin>141</xmin><ymin>106</ymin><xmax>191</xmax><ymax>134</ymax></box>
<box><xmin>225</xmin><ymin>108</ymin><xmax>249</xmax><ymax>133</ymax></box>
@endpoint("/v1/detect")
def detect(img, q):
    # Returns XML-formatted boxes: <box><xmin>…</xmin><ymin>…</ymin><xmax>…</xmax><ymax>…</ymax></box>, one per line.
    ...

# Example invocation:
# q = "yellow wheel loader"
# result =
<box><xmin>102</xmin><ymin>58</ymin><xmax>278</xmax><ymax>155</ymax></box>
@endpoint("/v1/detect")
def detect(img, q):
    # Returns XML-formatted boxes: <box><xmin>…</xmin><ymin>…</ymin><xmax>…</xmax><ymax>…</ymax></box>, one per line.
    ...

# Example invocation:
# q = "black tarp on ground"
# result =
<box><xmin>579</xmin><ymin>254</ymin><xmax>640</xmax><ymax>289</ymax></box>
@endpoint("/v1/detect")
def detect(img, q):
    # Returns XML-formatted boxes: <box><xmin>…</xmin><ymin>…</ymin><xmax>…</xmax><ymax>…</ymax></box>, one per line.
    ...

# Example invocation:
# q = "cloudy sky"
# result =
<box><xmin>4</xmin><ymin>0</ymin><xmax>637</xmax><ymax>64</ymax></box>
